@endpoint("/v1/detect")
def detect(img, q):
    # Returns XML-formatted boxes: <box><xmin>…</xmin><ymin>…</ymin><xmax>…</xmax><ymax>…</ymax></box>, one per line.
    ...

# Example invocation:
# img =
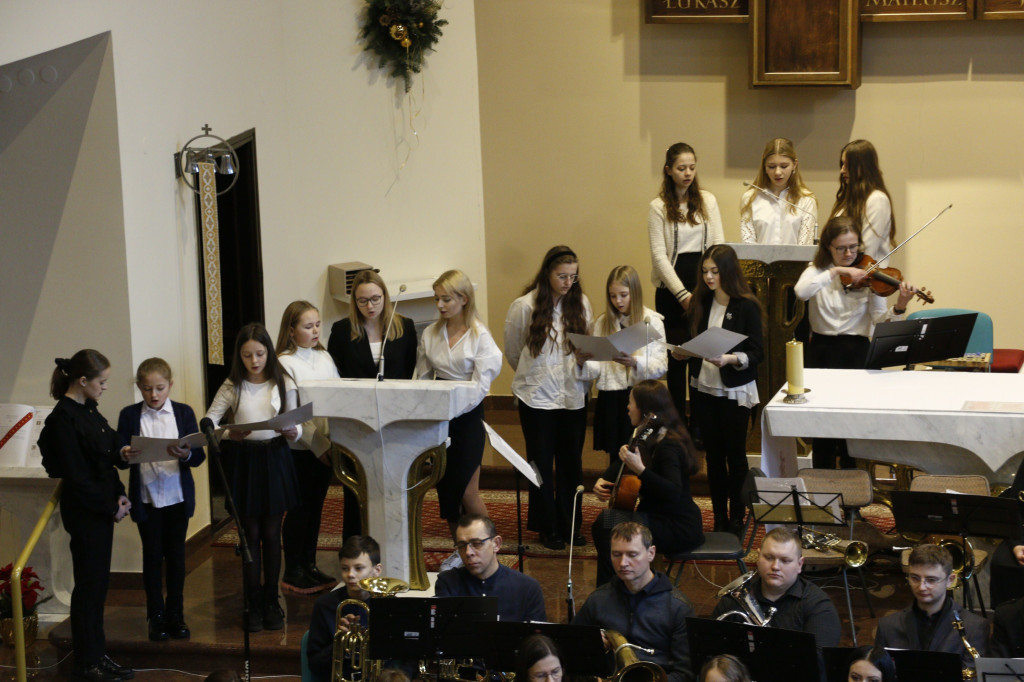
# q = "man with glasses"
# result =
<box><xmin>435</xmin><ymin>513</ymin><xmax>546</xmax><ymax>622</ymax></box>
<box><xmin>875</xmin><ymin>544</ymin><xmax>988</xmax><ymax>671</ymax></box>
<box><xmin>574</xmin><ymin>521</ymin><xmax>695</xmax><ymax>682</ymax></box>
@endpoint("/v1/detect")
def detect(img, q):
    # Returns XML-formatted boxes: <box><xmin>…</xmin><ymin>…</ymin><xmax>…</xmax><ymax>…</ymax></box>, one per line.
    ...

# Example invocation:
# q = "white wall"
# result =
<box><xmin>1</xmin><ymin>0</ymin><xmax>485</xmax><ymax>571</ymax></box>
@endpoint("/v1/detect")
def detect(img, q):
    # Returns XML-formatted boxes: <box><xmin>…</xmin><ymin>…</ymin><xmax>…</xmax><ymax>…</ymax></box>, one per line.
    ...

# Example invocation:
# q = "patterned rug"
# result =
<box><xmin>211</xmin><ymin>487</ymin><xmax>897</xmax><ymax>567</ymax></box>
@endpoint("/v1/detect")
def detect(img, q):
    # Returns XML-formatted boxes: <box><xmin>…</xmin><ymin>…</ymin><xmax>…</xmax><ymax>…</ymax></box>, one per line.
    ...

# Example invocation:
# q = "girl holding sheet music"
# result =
<box><xmin>205</xmin><ymin>322</ymin><xmax>302</xmax><ymax>633</ymax></box>
<box><xmin>680</xmin><ymin>244</ymin><xmax>763</xmax><ymax>534</ymax></box>
<box><xmin>577</xmin><ymin>265</ymin><xmax>666</xmax><ymax>468</ymax></box>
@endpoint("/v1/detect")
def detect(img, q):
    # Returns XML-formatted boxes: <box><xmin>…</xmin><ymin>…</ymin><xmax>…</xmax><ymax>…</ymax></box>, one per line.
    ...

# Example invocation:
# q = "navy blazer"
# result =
<box><xmin>116</xmin><ymin>400</ymin><xmax>206</xmax><ymax>523</ymax></box>
<box><xmin>688</xmin><ymin>296</ymin><xmax>764</xmax><ymax>388</ymax></box>
<box><xmin>327</xmin><ymin>316</ymin><xmax>418</xmax><ymax>379</ymax></box>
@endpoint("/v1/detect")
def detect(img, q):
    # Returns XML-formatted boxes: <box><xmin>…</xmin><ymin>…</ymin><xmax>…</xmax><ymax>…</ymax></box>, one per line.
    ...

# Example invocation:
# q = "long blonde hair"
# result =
<box><xmin>348</xmin><ymin>270</ymin><xmax>407</xmax><ymax>342</ymax></box>
<box><xmin>596</xmin><ymin>265</ymin><xmax>645</xmax><ymax>337</ymax></box>
<box><xmin>430</xmin><ymin>269</ymin><xmax>481</xmax><ymax>337</ymax></box>
<box><xmin>740</xmin><ymin>137</ymin><xmax>815</xmax><ymax>220</ymax></box>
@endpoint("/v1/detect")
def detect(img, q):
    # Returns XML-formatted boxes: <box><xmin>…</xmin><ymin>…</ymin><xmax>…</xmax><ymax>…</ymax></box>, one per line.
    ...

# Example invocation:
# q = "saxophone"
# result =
<box><xmin>951</xmin><ymin>609</ymin><xmax>980</xmax><ymax>681</ymax></box>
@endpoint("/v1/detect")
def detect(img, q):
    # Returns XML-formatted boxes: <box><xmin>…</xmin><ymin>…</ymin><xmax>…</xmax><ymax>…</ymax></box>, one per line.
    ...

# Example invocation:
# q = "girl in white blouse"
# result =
<box><xmin>578</xmin><ymin>265</ymin><xmax>667</xmax><ymax>468</ymax></box>
<box><xmin>740</xmin><ymin>138</ymin><xmax>818</xmax><ymax>246</ymax></box>
<box><xmin>648</xmin><ymin>142</ymin><xmax>724</xmax><ymax>430</ymax></box>
<box><xmin>416</xmin><ymin>270</ymin><xmax>502</xmax><ymax>569</ymax></box>
<box><xmin>794</xmin><ymin>216</ymin><xmax>919</xmax><ymax>468</ymax></box>
<box><xmin>829</xmin><ymin>139</ymin><xmax>897</xmax><ymax>264</ymax></box>
<box><xmin>504</xmin><ymin>246</ymin><xmax>593</xmax><ymax>550</ymax></box>
<box><xmin>275</xmin><ymin>301</ymin><xmax>341</xmax><ymax>593</ymax></box>
<box><xmin>206</xmin><ymin>323</ymin><xmax>302</xmax><ymax>632</ymax></box>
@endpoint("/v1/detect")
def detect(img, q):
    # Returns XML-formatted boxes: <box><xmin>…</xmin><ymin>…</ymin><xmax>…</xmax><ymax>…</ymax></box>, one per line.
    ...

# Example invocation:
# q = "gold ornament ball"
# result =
<box><xmin>401</xmin><ymin>37</ymin><xmax>411</xmax><ymax>48</ymax></box>
<box><xmin>378</xmin><ymin>13</ymin><xmax>392</xmax><ymax>26</ymax></box>
<box><xmin>390</xmin><ymin>24</ymin><xmax>408</xmax><ymax>40</ymax></box>
<box><xmin>417</xmin><ymin>22</ymin><xmax>424</xmax><ymax>28</ymax></box>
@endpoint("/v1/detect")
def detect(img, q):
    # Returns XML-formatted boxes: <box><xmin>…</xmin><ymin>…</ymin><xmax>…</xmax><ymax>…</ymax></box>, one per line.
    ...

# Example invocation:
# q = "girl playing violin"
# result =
<box><xmin>794</xmin><ymin>215</ymin><xmax>919</xmax><ymax>468</ymax></box>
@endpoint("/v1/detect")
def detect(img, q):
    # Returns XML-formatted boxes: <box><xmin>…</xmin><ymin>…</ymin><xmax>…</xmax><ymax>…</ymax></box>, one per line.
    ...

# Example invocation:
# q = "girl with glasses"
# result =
<box><xmin>830</xmin><ymin>139</ymin><xmax>897</xmax><ymax>265</ymax></box>
<box><xmin>328</xmin><ymin>269</ymin><xmax>417</xmax><ymax>538</ymax></box>
<box><xmin>504</xmin><ymin>245</ymin><xmax>592</xmax><ymax>550</ymax></box>
<box><xmin>794</xmin><ymin>216</ymin><xmax>918</xmax><ymax>468</ymax></box>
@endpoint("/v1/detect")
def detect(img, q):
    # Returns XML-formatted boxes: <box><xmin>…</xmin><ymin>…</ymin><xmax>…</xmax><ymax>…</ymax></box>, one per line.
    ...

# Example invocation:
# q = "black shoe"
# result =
<box><xmin>72</xmin><ymin>664</ymin><xmax>123</xmax><ymax>682</ymax></box>
<box><xmin>572</xmin><ymin>533</ymin><xmax>587</xmax><ymax>547</ymax></box>
<box><xmin>540</xmin><ymin>532</ymin><xmax>565</xmax><ymax>551</ymax></box>
<box><xmin>281</xmin><ymin>566</ymin><xmax>322</xmax><ymax>593</ymax></box>
<box><xmin>166</xmin><ymin>613</ymin><xmax>190</xmax><ymax>640</ymax></box>
<box><xmin>100</xmin><ymin>655</ymin><xmax>134</xmax><ymax>679</ymax></box>
<box><xmin>246</xmin><ymin>587</ymin><xmax>263</xmax><ymax>633</ymax></box>
<box><xmin>263</xmin><ymin>593</ymin><xmax>285</xmax><ymax>631</ymax></box>
<box><xmin>306</xmin><ymin>564</ymin><xmax>337</xmax><ymax>585</ymax></box>
<box><xmin>148</xmin><ymin>613</ymin><xmax>169</xmax><ymax>642</ymax></box>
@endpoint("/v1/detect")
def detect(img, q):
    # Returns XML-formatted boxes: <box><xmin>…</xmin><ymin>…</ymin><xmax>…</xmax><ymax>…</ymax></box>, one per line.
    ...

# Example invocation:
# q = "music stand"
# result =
<box><xmin>821</xmin><ymin>647</ymin><xmax>856</xmax><ymax>682</ymax></box>
<box><xmin>976</xmin><ymin>658</ymin><xmax>1024</xmax><ymax>681</ymax></box>
<box><xmin>480</xmin><ymin>622</ymin><xmax>609</xmax><ymax>677</ymax></box>
<box><xmin>686</xmin><ymin>617</ymin><xmax>820</xmax><ymax>682</ymax></box>
<box><xmin>368</xmin><ymin>596</ymin><xmax>498</xmax><ymax>660</ymax></box>
<box><xmin>890</xmin><ymin>490</ymin><xmax>1023</xmax><ymax>614</ymax></box>
<box><xmin>864</xmin><ymin>313</ymin><xmax>977</xmax><ymax>370</ymax></box>
<box><xmin>888</xmin><ymin>649</ymin><xmax>961</xmax><ymax>682</ymax></box>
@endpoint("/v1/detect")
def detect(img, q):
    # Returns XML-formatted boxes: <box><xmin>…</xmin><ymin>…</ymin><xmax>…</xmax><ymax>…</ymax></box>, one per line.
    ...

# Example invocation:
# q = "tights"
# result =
<box><xmin>243</xmin><ymin>514</ymin><xmax>283</xmax><ymax>590</ymax></box>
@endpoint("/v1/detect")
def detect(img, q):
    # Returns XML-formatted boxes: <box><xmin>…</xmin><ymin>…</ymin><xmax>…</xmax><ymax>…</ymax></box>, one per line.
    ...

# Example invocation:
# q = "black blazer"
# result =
<box><xmin>688</xmin><ymin>296</ymin><xmax>763</xmax><ymax>388</ymax></box>
<box><xmin>327</xmin><ymin>316</ymin><xmax>418</xmax><ymax>379</ymax></box>
<box><xmin>115</xmin><ymin>400</ymin><xmax>206</xmax><ymax>523</ymax></box>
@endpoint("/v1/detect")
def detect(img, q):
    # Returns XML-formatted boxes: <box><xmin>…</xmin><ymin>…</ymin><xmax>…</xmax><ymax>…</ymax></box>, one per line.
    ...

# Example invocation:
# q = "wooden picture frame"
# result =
<box><xmin>861</xmin><ymin>0</ymin><xmax>974</xmax><ymax>23</ymax></box>
<box><xmin>750</xmin><ymin>0</ymin><xmax>860</xmax><ymax>87</ymax></box>
<box><xmin>976</xmin><ymin>0</ymin><xmax>1024</xmax><ymax>20</ymax></box>
<box><xmin>644</xmin><ymin>0</ymin><xmax>749</xmax><ymax>23</ymax></box>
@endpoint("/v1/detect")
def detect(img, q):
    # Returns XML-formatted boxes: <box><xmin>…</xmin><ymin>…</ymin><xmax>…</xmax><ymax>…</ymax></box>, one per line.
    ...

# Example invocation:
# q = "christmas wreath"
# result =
<box><xmin>359</xmin><ymin>0</ymin><xmax>448</xmax><ymax>92</ymax></box>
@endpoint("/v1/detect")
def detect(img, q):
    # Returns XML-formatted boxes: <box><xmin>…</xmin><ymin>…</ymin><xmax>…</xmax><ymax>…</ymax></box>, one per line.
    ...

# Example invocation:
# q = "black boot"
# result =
<box><xmin>148</xmin><ymin>612</ymin><xmax>169</xmax><ymax>642</ymax></box>
<box><xmin>246</xmin><ymin>586</ymin><xmax>263</xmax><ymax>633</ymax></box>
<box><xmin>99</xmin><ymin>655</ymin><xmax>134</xmax><ymax>680</ymax></box>
<box><xmin>166</xmin><ymin>612</ymin><xmax>190</xmax><ymax>640</ymax></box>
<box><xmin>263</xmin><ymin>590</ymin><xmax>285</xmax><ymax>630</ymax></box>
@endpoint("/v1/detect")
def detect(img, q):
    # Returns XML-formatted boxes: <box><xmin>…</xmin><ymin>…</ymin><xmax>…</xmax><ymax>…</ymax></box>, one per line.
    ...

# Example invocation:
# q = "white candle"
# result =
<box><xmin>786</xmin><ymin>340</ymin><xmax>804</xmax><ymax>395</ymax></box>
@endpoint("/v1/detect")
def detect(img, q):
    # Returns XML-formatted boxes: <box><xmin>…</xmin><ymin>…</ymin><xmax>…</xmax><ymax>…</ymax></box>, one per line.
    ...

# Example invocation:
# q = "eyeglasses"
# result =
<box><xmin>907</xmin><ymin>574</ymin><xmax>946</xmax><ymax>586</ymax></box>
<box><xmin>529</xmin><ymin>669</ymin><xmax>563</xmax><ymax>681</ymax></box>
<box><xmin>555</xmin><ymin>274</ymin><xmax>578</xmax><ymax>283</ymax></box>
<box><xmin>454</xmin><ymin>535</ymin><xmax>496</xmax><ymax>552</ymax></box>
<box><xmin>355</xmin><ymin>295</ymin><xmax>383</xmax><ymax>307</ymax></box>
<box><xmin>830</xmin><ymin>244</ymin><xmax>860</xmax><ymax>254</ymax></box>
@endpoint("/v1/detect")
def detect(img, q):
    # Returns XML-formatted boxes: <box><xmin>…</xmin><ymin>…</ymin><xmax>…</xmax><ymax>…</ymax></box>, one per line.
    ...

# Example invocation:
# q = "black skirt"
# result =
<box><xmin>232</xmin><ymin>437</ymin><xmax>301</xmax><ymax>517</ymax></box>
<box><xmin>436</xmin><ymin>402</ymin><xmax>486</xmax><ymax>521</ymax></box>
<box><xmin>593</xmin><ymin>388</ymin><xmax>632</xmax><ymax>455</ymax></box>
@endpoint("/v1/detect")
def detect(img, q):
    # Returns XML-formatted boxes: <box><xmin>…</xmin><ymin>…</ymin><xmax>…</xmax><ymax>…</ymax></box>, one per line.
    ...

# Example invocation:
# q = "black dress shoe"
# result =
<box><xmin>306</xmin><ymin>564</ymin><xmax>337</xmax><ymax>585</ymax></box>
<box><xmin>281</xmin><ymin>566</ymin><xmax>322</xmax><ymax>593</ymax></box>
<box><xmin>100</xmin><ymin>654</ymin><xmax>134</xmax><ymax>679</ymax></box>
<box><xmin>72</xmin><ymin>664</ymin><xmax>123</xmax><ymax>682</ymax></box>
<box><xmin>572</xmin><ymin>533</ymin><xmax>587</xmax><ymax>547</ymax></box>
<box><xmin>148</xmin><ymin>614</ymin><xmax>169</xmax><ymax>642</ymax></box>
<box><xmin>166</xmin><ymin>613</ymin><xmax>191</xmax><ymax>640</ymax></box>
<box><xmin>540</xmin><ymin>533</ymin><xmax>565</xmax><ymax>550</ymax></box>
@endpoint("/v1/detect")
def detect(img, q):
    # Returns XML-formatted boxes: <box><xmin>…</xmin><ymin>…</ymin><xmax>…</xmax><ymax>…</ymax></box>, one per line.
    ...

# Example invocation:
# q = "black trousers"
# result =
<box><xmin>283</xmin><ymin>448</ymin><xmax>332</xmax><ymax>568</ymax></box>
<box><xmin>65</xmin><ymin>511</ymin><xmax>113</xmax><ymax>667</ymax></box>
<box><xmin>137</xmin><ymin>501</ymin><xmax>188</xmax><ymax>619</ymax></box>
<box><xmin>437</xmin><ymin>403</ymin><xmax>486</xmax><ymax>522</ymax></box>
<box><xmin>518</xmin><ymin>402</ymin><xmax>586</xmax><ymax>539</ymax></box>
<box><xmin>692</xmin><ymin>389</ymin><xmax>751</xmax><ymax>523</ymax></box>
<box><xmin>806</xmin><ymin>334</ymin><xmax>870</xmax><ymax>469</ymax></box>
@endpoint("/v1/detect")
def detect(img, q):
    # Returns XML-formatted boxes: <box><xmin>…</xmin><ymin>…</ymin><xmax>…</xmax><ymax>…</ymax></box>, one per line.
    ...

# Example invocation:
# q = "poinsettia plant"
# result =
<box><xmin>0</xmin><ymin>564</ymin><xmax>52</xmax><ymax>619</ymax></box>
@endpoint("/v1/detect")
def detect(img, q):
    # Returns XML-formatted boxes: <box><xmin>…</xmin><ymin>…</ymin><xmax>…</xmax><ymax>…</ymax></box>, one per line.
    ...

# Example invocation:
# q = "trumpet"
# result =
<box><xmin>715</xmin><ymin>571</ymin><xmax>775</xmax><ymax>626</ymax></box>
<box><xmin>952</xmin><ymin>609</ymin><xmax>980</xmax><ymax>680</ymax></box>
<box><xmin>801</xmin><ymin>528</ymin><xmax>869</xmax><ymax>568</ymax></box>
<box><xmin>604</xmin><ymin>630</ymin><xmax>668</xmax><ymax>682</ymax></box>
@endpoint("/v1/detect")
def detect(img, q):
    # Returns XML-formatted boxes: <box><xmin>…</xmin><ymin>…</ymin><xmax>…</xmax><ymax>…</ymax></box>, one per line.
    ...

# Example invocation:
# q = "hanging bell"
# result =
<box><xmin>218</xmin><ymin>152</ymin><xmax>236</xmax><ymax>175</ymax></box>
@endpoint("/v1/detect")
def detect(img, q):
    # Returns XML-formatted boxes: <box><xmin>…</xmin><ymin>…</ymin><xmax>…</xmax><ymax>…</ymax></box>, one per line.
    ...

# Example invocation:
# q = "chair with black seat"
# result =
<box><xmin>662</xmin><ymin>468</ymin><xmax>764</xmax><ymax>587</ymax></box>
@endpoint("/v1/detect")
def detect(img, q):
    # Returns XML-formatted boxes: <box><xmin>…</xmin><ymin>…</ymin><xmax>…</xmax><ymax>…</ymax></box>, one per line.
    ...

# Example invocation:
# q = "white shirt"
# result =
<box><xmin>794</xmin><ymin>264</ymin><xmax>904</xmax><ymax>338</ymax></box>
<box><xmin>205</xmin><ymin>376</ymin><xmax>301</xmax><ymax>442</ymax></box>
<box><xmin>740</xmin><ymin>188</ymin><xmax>817</xmax><ymax>246</ymax></box>
<box><xmin>834</xmin><ymin>190</ymin><xmax>893</xmax><ymax>265</ymax></box>
<box><xmin>504</xmin><ymin>289</ymin><xmax>593</xmax><ymax>410</ymax></box>
<box><xmin>415</xmin><ymin>320</ymin><xmax>503</xmax><ymax>416</ymax></box>
<box><xmin>138</xmin><ymin>401</ymin><xmax>185</xmax><ymax>507</ymax></box>
<box><xmin>577</xmin><ymin>306</ymin><xmax>668</xmax><ymax>391</ymax></box>
<box><xmin>647</xmin><ymin>191</ymin><xmax>725</xmax><ymax>301</ymax></box>
<box><xmin>692</xmin><ymin>300</ymin><xmax>759</xmax><ymax>409</ymax></box>
<box><xmin>278</xmin><ymin>346</ymin><xmax>339</xmax><ymax>455</ymax></box>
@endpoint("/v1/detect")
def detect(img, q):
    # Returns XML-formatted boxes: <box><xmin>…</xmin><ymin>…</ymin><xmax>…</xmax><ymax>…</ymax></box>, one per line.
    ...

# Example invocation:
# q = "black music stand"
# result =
<box><xmin>888</xmin><ymin>649</ymin><xmax>961</xmax><ymax>682</ymax></box>
<box><xmin>976</xmin><ymin>658</ymin><xmax>1024</xmax><ymax>681</ymax></box>
<box><xmin>481</xmin><ymin>622</ymin><xmax>609</xmax><ymax>677</ymax></box>
<box><xmin>368</xmin><ymin>596</ymin><xmax>498</xmax><ymax>660</ymax></box>
<box><xmin>891</xmin><ymin>490</ymin><xmax>1023</xmax><ymax>615</ymax></box>
<box><xmin>821</xmin><ymin>647</ymin><xmax>856</xmax><ymax>682</ymax></box>
<box><xmin>686</xmin><ymin>617</ymin><xmax>820</xmax><ymax>682</ymax></box>
<box><xmin>864</xmin><ymin>313</ymin><xmax>976</xmax><ymax>370</ymax></box>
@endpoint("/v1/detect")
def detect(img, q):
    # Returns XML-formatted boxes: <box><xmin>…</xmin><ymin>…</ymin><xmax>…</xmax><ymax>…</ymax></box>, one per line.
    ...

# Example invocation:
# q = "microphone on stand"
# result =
<box><xmin>199</xmin><ymin>418</ymin><xmax>220</xmax><ymax>457</ymax></box>
<box><xmin>566</xmin><ymin>484</ymin><xmax>584</xmax><ymax>622</ymax></box>
<box><xmin>743</xmin><ymin>181</ymin><xmax>820</xmax><ymax>244</ymax></box>
<box><xmin>377</xmin><ymin>283</ymin><xmax>408</xmax><ymax>380</ymax></box>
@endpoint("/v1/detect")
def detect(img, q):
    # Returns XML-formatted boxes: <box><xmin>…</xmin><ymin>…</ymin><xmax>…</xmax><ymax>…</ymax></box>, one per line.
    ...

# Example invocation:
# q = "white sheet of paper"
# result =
<box><xmin>483</xmin><ymin>421</ymin><xmax>542</xmax><ymax>488</ymax></box>
<box><xmin>661</xmin><ymin>327</ymin><xmax>747</xmax><ymax>360</ymax></box>
<box><xmin>568</xmin><ymin>324</ymin><xmax>663</xmax><ymax>362</ymax></box>
<box><xmin>222</xmin><ymin>402</ymin><xmax>314</xmax><ymax>433</ymax></box>
<box><xmin>129</xmin><ymin>432</ymin><xmax>208</xmax><ymax>464</ymax></box>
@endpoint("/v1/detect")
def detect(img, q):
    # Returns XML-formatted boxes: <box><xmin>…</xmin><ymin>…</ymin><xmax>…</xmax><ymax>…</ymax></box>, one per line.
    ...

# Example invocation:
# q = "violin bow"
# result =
<box><xmin>865</xmin><ymin>203</ymin><xmax>953</xmax><ymax>275</ymax></box>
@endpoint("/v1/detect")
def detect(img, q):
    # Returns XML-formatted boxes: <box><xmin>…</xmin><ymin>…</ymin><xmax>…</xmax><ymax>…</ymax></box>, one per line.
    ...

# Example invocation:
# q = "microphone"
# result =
<box><xmin>199</xmin><ymin>417</ymin><xmax>220</xmax><ymax>457</ymax></box>
<box><xmin>743</xmin><ymin>181</ymin><xmax>819</xmax><ymax>243</ymax></box>
<box><xmin>566</xmin><ymin>484</ymin><xmax>585</xmax><ymax>622</ymax></box>
<box><xmin>377</xmin><ymin>283</ymin><xmax>408</xmax><ymax>380</ymax></box>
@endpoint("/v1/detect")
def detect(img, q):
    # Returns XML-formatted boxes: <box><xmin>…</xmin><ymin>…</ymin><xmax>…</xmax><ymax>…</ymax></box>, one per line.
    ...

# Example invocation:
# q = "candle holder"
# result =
<box><xmin>783</xmin><ymin>386</ymin><xmax>810</xmax><ymax>404</ymax></box>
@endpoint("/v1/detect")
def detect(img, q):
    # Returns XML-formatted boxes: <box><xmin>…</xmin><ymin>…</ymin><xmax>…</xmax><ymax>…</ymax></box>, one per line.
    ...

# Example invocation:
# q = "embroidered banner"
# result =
<box><xmin>199</xmin><ymin>161</ymin><xmax>224</xmax><ymax>365</ymax></box>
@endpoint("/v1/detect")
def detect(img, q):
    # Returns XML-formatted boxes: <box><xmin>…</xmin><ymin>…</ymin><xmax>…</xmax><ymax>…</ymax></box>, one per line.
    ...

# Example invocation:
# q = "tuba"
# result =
<box><xmin>801</xmin><ymin>528</ymin><xmax>869</xmax><ymax>568</ymax></box>
<box><xmin>951</xmin><ymin>609</ymin><xmax>980</xmax><ymax>680</ymax></box>
<box><xmin>604</xmin><ymin>630</ymin><xmax>668</xmax><ymax>682</ymax></box>
<box><xmin>714</xmin><ymin>571</ymin><xmax>776</xmax><ymax>626</ymax></box>
<box><xmin>331</xmin><ymin>576</ymin><xmax>410</xmax><ymax>682</ymax></box>
<box><xmin>938</xmin><ymin>538</ymin><xmax>976</xmax><ymax>582</ymax></box>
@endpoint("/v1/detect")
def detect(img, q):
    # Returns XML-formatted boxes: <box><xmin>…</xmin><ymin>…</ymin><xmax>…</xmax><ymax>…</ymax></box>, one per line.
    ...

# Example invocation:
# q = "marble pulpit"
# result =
<box><xmin>761</xmin><ymin>368</ymin><xmax>1024</xmax><ymax>482</ymax></box>
<box><xmin>299</xmin><ymin>379</ymin><xmax>477</xmax><ymax>590</ymax></box>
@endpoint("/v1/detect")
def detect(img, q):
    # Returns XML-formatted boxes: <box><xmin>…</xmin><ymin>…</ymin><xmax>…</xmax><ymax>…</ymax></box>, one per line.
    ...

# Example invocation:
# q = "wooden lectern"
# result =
<box><xmin>298</xmin><ymin>379</ymin><xmax>477</xmax><ymax>590</ymax></box>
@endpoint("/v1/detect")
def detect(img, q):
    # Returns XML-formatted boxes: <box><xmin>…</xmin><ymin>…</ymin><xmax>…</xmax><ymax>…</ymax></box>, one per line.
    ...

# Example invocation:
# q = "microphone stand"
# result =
<box><xmin>201</xmin><ymin>421</ymin><xmax>254</xmax><ymax>682</ymax></box>
<box><xmin>566</xmin><ymin>485</ymin><xmax>584</xmax><ymax>622</ymax></box>
<box><xmin>515</xmin><ymin>469</ymin><xmax>525</xmax><ymax>572</ymax></box>
<box><xmin>744</xmin><ymin>181</ymin><xmax>819</xmax><ymax>244</ymax></box>
<box><xmin>377</xmin><ymin>283</ymin><xmax>408</xmax><ymax>380</ymax></box>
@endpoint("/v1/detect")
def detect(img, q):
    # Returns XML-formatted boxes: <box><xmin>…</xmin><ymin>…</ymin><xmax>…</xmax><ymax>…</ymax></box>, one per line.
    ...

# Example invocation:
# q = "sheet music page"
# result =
<box><xmin>661</xmin><ymin>327</ymin><xmax>747</xmax><ymax>360</ymax></box>
<box><xmin>222</xmin><ymin>402</ymin><xmax>314</xmax><ymax>433</ymax></box>
<box><xmin>482</xmin><ymin>422</ymin><xmax>542</xmax><ymax>487</ymax></box>
<box><xmin>569</xmin><ymin>324</ymin><xmax>663</xmax><ymax>361</ymax></box>
<box><xmin>566</xmin><ymin>333</ymin><xmax>620</xmax><ymax>361</ymax></box>
<box><xmin>129</xmin><ymin>432</ymin><xmax>207</xmax><ymax>464</ymax></box>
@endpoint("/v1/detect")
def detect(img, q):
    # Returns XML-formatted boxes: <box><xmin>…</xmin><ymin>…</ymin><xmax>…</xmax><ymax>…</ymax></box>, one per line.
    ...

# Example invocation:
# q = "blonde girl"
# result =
<box><xmin>740</xmin><ymin>137</ymin><xmax>817</xmax><ymax>245</ymax></box>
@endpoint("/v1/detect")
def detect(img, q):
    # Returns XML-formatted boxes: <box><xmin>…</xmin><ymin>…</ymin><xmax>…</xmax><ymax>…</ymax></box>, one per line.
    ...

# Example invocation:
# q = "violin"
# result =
<box><xmin>839</xmin><ymin>253</ymin><xmax>934</xmax><ymax>305</ymax></box>
<box><xmin>609</xmin><ymin>414</ymin><xmax>657</xmax><ymax>511</ymax></box>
